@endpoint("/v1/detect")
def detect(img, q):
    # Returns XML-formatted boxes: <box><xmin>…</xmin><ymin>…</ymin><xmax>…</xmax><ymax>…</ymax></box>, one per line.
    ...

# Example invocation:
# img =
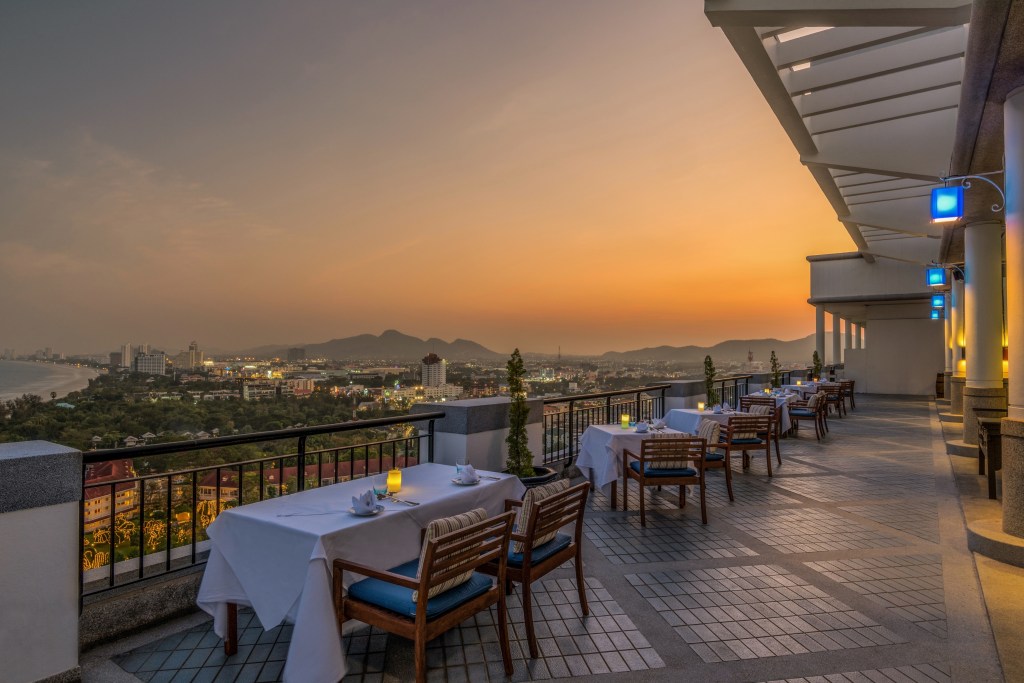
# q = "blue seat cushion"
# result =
<box><xmin>704</xmin><ymin>452</ymin><xmax>725</xmax><ymax>462</ymax></box>
<box><xmin>629</xmin><ymin>461</ymin><xmax>696</xmax><ymax>477</ymax></box>
<box><xmin>789</xmin><ymin>409</ymin><xmax>815</xmax><ymax>416</ymax></box>
<box><xmin>347</xmin><ymin>559</ymin><xmax>492</xmax><ymax>619</ymax></box>
<box><xmin>509</xmin><ymin>533</ymin><xmax>571</xmax><ymax>567</ymax></box>
<box><xmin>719</xmin><ymin>437</ymin><xmax>764</xmax><ymax>445</ymax></box>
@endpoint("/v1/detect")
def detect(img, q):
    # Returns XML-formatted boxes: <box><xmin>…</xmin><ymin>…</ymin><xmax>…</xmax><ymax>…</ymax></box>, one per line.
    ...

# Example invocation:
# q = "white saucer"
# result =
<box><xmin>348</xmin><ymin>504</ymin><xmax>385</xmax><ymax>517</ymax></box>
<box><xmin>451</xmin><ymin>478</ymin><xmax>481</xmax><ymax>486</ymax></box>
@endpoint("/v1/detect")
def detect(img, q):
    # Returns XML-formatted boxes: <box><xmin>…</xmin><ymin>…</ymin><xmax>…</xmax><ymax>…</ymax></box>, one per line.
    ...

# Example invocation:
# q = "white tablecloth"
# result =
<box><xmin>664</xmin><ymin>409</ymin><xmax>736</xmax><ymax>435</ymax></box>
<box><xmin>197</xmin><ymin>463</ymin><xmax>525</xmax><ymax>683</ymax></box>
<box><xmin>576</xmin><ymin>424</ymin><xmax>684</xmax><ymax>493</ymax></box>
<box><xmin>782</xmin><ymin>383</ymin><xmax>818</xmax><ymax>398</ymax></box>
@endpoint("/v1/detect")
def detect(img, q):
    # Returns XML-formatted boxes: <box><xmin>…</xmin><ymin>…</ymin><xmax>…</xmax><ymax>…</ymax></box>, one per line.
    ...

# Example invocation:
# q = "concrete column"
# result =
<box><xmin>1003</xmin><ymin>86</ymin><xmax>1024</xmax><ymax>537</ymax></box>
<box><xmin>944</xmin><ymin>293</ymin><xmax>953</xmax><ymax>399</ymax></box>
<box><xmin>0</xmin><ymin>442</ymin><xmax>82</xmax><ymax>683</ymax></box>
<box><xmin>962</xmin><ymin>220</ymin><xmax>1006</xmax><ymax>445</ymax></box>
<box><xmin>832</xmin><ymin>312</ymin><xmax>842</xmax><ymax>367</ymax></box>
<box><xmin>853</xmin><ymin>323</ymin><xmax>861</xmax><ymax>350</ymax></box>
<box><xmin>411</xmin><ymin>397</ymin><xmax>543</xmax><ymax>473</ymax></box>
<box><xmin>859</xmin><ymin>324</ymin><xmax>865</xmax><ymax>349</ymax></box>
<box><xmin>843</xmin><ymin>319</ymin><xmax>852</xmax><ymax>362</ymax></box>
<box><xmin>951</xmin><ymin>277</ymin><xmax>966</xmax><ymax>415</ymax></box>
<box><xmin>815</xmin><ymin>305</ymin><xmax>825</xmax><ymax>368</ymax></box>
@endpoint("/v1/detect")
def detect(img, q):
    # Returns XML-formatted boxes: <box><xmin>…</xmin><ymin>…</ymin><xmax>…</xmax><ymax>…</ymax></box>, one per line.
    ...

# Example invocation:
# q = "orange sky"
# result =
<box><xmin>0</xmin><ymin>1</ymin><xmax>851</xmax><ymax>356</ymax></box>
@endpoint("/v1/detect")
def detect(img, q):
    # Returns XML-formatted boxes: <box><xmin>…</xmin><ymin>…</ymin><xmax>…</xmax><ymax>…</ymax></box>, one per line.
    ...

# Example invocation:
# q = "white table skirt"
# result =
<box><xmin>576</xmin><ymin>424</ymin><xmax>684</xmax><ymax>493</ymax></box>
<box><xmin>782</xmin><ymin>383</ymin><xmax>819</xmax><ymax>398</ymax></box>
<box><xmin>196</xmin><ymin>463</ymin><xmax>525</xmax><ymax>683</ymax></box>
<box><xmin>664</xmin><ymin>409</ymin><xmax>736</xmax><ymax>435</ymax></box>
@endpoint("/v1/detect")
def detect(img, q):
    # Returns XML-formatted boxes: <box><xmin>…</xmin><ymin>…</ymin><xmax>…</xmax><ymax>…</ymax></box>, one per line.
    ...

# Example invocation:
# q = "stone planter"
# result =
<box><xmin>517</xmin><ymin>466</ymin><xmax>558</xmax><ymax>489</ymax></box>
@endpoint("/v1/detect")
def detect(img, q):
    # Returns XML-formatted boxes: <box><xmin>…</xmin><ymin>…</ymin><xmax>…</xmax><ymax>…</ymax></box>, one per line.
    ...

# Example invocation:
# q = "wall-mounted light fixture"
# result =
<box><xmin>930</xmin><ymin>309</ymin><xmax>943</xmax><ymax>320</ymax></box>
<box><xmin>926</xmin><ymin>267</ymin><xmax>948</xmax><ymax>287</ymax></box>
<box><xmin>931</xmin><ymin>294</ymin><xmax>945</xmax><ymax>308</ymax></box>
<box><xmin>930</xmin><ymin>171</ymin><xmax>1005</xmax><ymax>223</ymax></box>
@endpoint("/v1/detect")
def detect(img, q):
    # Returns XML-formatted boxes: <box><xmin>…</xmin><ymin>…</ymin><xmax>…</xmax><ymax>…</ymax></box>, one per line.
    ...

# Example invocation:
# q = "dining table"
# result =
<box><xmin>196</xmin><ymin>462</ymin><xmax>526</xmax><ymax>683</ymax></box>
<box><xmin>577</xmin><ymin>423</ymin><xmax>685</xmax><ymax>506</ymax></box>
<box><xmin>743</xmin><ymin>392</ymin><xmax>798</xmax><ymax>432</ymax></box>
<box><xmin>781</xmin><ymin>382</ymin><xmax>819</xmax><ymax>398</ymax></box>
<box><xmin>663</xmin><ymin>408</ymin><xmax>738</xmax><ymax>435</ymax></box>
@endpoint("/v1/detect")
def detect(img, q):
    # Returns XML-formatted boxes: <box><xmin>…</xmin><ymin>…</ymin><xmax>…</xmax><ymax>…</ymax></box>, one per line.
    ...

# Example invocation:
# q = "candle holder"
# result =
<box><xmin>386</xmin><ymin>468</ymin><xmax>402</xmax><ymax>493</ymax></box>
<box><xmin>697</xmin><ymin>402</ymin><xmax>705</xmax><ymax>412</ymax></box>
<box><xmin>620</xmin><ymin>413</ymin><xmax>630</xmax><ymax>429</ymax></box>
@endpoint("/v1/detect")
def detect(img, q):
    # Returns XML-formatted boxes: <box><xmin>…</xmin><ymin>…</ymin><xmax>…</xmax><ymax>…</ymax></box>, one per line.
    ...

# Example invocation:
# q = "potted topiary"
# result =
<box><xmin>506</xmin><ymin>348</ymin><xmax>556</xmax><ymax>487</ymax></box>
<box><xmin>704</xmin><ymin>355</ymin><xmax>719</xmax><ymax>406</ymax></box>
<box><xmin>770</xmin><ymin>350</ymin><xmax>781</xmax><ymax>389</ymax></box>
<box><xmin>811</xmin><ymin>350</ymin><xmax>823</xmax><ymax>381</ymax></box>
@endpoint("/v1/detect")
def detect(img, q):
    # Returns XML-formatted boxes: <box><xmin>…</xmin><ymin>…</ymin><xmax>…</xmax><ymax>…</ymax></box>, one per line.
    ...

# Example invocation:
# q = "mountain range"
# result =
<box><xmin>242</xmin><ymin>330</ymin><xmax>831</xmax><ymax>364</ymax></box>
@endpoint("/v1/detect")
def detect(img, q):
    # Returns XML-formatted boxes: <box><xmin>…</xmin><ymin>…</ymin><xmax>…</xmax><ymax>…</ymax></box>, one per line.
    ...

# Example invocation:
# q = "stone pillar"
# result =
<box><xmin>411</xmin><ymin>397</ymin><xmax>543</xmax><ymax>473</ymax></box>
<box><xmin>962</xmin><ymin>220</ymin><xmax>1006</xmax><ymax>444</ymax></box>
<box><xmin>1003</xmin><ymin>85</ymin><xmax>1024</xmax><ymax>537</ymax></box>
<box><xmin>815</xmin><ymin>305</ymin><xmax>825</xmax><ymax>368</ymax></box>
<box><xmin>832</xmin><ymin>313</ymin><xmax>842</xmax><ymax>368</ymax></box>
<box><xmin>951</xmin><ymin>277</ymin><xmax>966</xmax><ymax>415</ymax></box>
<box><xmin>944</xmin><ymin>293</ymin><xmax>953</xmax><ymax>399</ymax></box>
<box><xmin>859</xmin><ymin>324</ymin><xmax>865</xmax><ymax>349</ymax></box>
<box><xmin>843</xmin><ymin>319</ymin><xmax>852</xmax><ymax>362</ymax></box>
<box><xmin>0</xmin><ymin>442</ymin><xmax>82</xmax><ymax>683</ymax></box>
<box><xmin>853</xmin><ymin>323</ymin><xmax>861</xmax><ymax>350</ymax></box>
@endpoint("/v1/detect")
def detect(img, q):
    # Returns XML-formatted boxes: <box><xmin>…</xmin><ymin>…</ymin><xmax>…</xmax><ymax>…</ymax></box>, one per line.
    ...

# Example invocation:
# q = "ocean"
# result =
<box><xmin>0</xmin><ymin>360</ymin><xmax>99</xmax><ymax>402</ymax></box>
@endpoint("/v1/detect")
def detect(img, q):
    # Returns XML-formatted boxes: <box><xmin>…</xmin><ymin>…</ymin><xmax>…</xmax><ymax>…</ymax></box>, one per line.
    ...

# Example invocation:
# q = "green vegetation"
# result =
<box><xmin>505</xmin><ymin>348</ymin><xmax>534</xmax><ymax>477</ymax></box>
<box><xmin>770</xmin><ymin>350</ymin><xmax>781</xmax><ymax>388</ymax></box>
<box><xmin>812</xmin><ymin>350</ymin><xmax>823</xmax><ymax>380</ymax></box>
<box><xmin>704</xmin><ymin>355</ymin><xmax>718</xmax><ymax>405</ymax></box>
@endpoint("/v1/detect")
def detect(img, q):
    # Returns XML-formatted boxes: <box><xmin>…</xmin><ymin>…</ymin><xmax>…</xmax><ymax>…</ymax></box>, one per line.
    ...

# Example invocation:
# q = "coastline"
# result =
<box><xmin>0</xmin><ymin>360</ymin><xmax>100</xmax><ymax>403</ymax></box>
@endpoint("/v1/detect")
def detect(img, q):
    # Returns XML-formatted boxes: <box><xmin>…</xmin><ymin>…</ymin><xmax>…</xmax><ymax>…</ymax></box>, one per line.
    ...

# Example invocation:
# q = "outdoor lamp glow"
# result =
<box><xmin>697</xmin><ymin>402</ymin><xmax>705</xmax><ymax>412</ymax></box>
<box><xmin>386</xmin><ymin>468</ymin><xmax>402</xmax><ymax>493</ymax></box>
<box><xmin>926</xmin><ymin>267</ymin><xmax>947</xmax><ymax>287</ymax></box>
<box><xmin>621</xmin><ymin>413</ymin><xmax>630</xmax><ymax>429</ymax></box>
<box><xmin>930</xmin><ymin>309</ymin><xmax>943</xmax><ymax>320</ymax></box>
<box><xmin>931</xmin><ymin>294</ymin><xmax>945</xmax><ymax>308</ymax></box>
<box><xmin>796</xmin><ymin>380</ymin><xmax>802</xmax><ymax>386</ymax></box>
<box><xmin>931</xmin><ymin>186</ymin><xmax>963</xmax><ymax>223</ymax></box>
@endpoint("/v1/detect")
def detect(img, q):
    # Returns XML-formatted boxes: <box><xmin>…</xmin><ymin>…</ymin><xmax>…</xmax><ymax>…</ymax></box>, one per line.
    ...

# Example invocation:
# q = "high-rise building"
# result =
<box><xmin>287</xmin><ymin>348</ymin><xmax>306</xmax><ymax>362</ymax></box>
<box><xmin>421</xmin><ymin>353</ymin><xmax>446</xmax><ymax>387</ymax></box>
<box><xmin>133</xmin><ymin>351</ymin><xmax>167</xmax><ymax>376</ymax></box>
<box><xmin>120</xmin><ymin>343</ymin><xmax>133</xmax><ymax>368</ymax></box>
<box><xmin>109</xmin><ymin>352</ymin><xmax>122</xmax><ymax>367</ymax></box>
<box><xmin>188</xmin><ymin>341</ymin><xmax>203</xmax><ymax>369</ymax></box>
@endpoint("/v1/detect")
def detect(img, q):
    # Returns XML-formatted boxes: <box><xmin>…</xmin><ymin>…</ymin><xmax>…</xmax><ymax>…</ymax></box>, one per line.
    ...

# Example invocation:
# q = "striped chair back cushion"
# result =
<box><xmin>696</xmin><ymin>419</ymin><xmax>720</xmax><ymax>448</ymax></box>
<box><xmin>748</xmin><ymin>404</ymin><xmax>772</xmax><ymax>416</ymax></box>
<box><xmin>415</xmin><ymin>507</ymin><xmax>488</xmax><ymax>600</ymax></box>
<box><xmin>806</xmin><ymin>394</ymin><xmax>820</xmax><ymax>410</ymax></box>
<box><xmin>513</xmin><ymin>478</ymin><xmax>570</xmax><ymax>554</ymax></box>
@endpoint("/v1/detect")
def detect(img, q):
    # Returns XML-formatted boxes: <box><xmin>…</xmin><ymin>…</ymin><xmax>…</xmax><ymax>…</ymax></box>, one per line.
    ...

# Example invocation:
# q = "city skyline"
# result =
<box><xmin>0</xmin><ymin>1</ymin><xmax>852</xmax><ymax>356</ymax></box>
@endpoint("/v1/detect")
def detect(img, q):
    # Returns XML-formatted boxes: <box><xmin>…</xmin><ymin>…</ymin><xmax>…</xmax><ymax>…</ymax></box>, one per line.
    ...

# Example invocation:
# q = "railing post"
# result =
<box><xmin>427</xmin><ymin>419</ymin><xmax>436</xmax><ymax>463</ymax></box>
<box><xmin>568</xmin><ymin>400</ymin><xmax>576</xmax><ymax>462</ymax></box>
<box><xmin>635</xmin><ymin>391</ymin><xmax>642</xmax><ymax>420</ymax></box>
<box><xmin>297</xmin><ymin>435</ymin><xmax>307</xmax><ymax>492</ymax></box>
<box><xmin>605</xmin><ymin>396</ymin><xmax>612</xmax><ymax>424</ymax></box>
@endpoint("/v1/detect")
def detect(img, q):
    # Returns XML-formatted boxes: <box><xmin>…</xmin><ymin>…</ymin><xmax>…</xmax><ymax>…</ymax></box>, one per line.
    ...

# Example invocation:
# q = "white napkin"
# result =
<box><xmin>722</xmin><ymin>402</ymin><xmax>731</xmax><ymax>411</ymax></box>
<box><xmin>652</xmin><ymin>419</ymin><xmax>666</xmax><ymax>429</ymax></box>
<box><xmin>351</xmin><ymin>489</ymin><xmax>376</xmax><ymax>513</ymax></box>
<box><xmin>460</xmin><ymin>464</ymin><xmax>479</xmax><ymax>484</ymax></box>
<box><xmin>635</xmin><ymin>422</ymin><xmax>649</xmax><ymax>433</ymax></box>
<box><xmin>712</xmin><ymin>405</ymin><xmax>723</xmax><ymax>414</ymax></box>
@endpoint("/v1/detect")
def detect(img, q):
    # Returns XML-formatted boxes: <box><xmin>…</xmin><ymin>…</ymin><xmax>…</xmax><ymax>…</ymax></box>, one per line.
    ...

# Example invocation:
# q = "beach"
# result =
<box><xmin>0</xmin><ymin>360</ymin><xmax>100</xmax><ymax>402</ymax></box>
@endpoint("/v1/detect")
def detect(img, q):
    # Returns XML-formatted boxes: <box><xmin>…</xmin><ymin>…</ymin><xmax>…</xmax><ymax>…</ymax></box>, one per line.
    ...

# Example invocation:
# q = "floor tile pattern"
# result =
<box><xmin>722</xmin><ymin>508</ymin><xmax>906</xmax><ymax>553</ymax></box>
<box><xmin>629</xmin><ymin>565</ymin><xmax>906</xmax><ymax>663</ymax></box>
<box><xmin>759</xmin><ymin>661</ymin><xmax>951</xmax><ymax>682</ymax></box>
<box><xmin>805</xmin><ymin>555</ymin><xmax>947</xmax><ymax>637</ymax></box>
<box><xmin>839</xmin><ymin>501</ymin><xmax>940</xmax><ymax>543</ymax></box>
<box><xmin>584</xmin><ymin>514</ymin><xmax>757</xmax><ymax>564</ymax></box>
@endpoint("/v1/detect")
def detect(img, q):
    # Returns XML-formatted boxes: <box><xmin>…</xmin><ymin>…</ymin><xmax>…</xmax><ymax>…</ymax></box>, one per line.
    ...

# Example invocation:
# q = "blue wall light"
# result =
<box><xmin>931</xmin><ymin>309</ymin><xmax>943</xmax><ymax>320</ymax></box>
<box><xmin>931</xmin><ymin>186</ymin><xmax>963</xmax><ymax>223</ymax></box>
<box><xmin>926</xmin><ymin>267</ymin><xmax>947</xmax><ymax>287</ymax></box>
<box><xmin>931</xmin><ymin>294</ymin><xmax>945</xmax><ymax>308</ymax></box>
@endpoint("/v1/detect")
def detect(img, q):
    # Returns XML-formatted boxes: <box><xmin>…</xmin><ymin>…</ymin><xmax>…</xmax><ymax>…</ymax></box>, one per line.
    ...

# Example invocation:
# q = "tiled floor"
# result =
<box><xmin>99</xmin><ymin>396</ymin><xmax>1005</xmax><ymax>682</ymax></box>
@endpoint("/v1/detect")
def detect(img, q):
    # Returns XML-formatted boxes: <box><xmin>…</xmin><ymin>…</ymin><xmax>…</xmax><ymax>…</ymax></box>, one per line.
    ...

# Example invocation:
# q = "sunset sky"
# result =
<box><xmin>0</xmin><ymin>1</ymin><xmax>852</xmax><ymax>356</ymax></box>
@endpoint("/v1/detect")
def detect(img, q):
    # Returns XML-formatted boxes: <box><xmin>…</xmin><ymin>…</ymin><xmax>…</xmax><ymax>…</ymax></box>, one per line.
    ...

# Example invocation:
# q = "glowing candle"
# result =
<box><xmin>796</xmin><ymin>380</ymin><xmax>802</xmax><ymax>386</ymax></box>
<box><xmin>386</xmin><ymin>468</ymin><xmax>402</xmax><ymax>493</ymax></box>
<box><xmin>697</xmin><ymin>402</ymin><xmax>705</xmax><ymax>412</ymax></box>
<box><xmin>621</xmin><ymin>413</ymin><xmax>630</xmax><ymax>429</ymax></box>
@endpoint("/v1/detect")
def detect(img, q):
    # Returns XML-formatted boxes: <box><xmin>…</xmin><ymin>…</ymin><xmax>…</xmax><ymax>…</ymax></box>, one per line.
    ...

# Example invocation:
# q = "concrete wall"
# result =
<box><xmin>845</xmin><ymin>316</ymin><xmax>943</xmax><ymax>394</ymax></box>
<box><xmin>810</xmin><ymin>254</ymin><xmax>935</xmax><ymax>301</ymax></box>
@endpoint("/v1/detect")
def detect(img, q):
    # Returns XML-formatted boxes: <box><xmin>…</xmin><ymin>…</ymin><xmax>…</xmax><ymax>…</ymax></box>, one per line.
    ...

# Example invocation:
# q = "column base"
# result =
<box><xmin>950</xmin><ymin>376</ymin><xmax>965</xmax><ymax>416</ymax></box>
<box><xmin>1001</xmin><ymin>417</ymin><xmax>1024</xmax><ymax>538</ymax></box>
<box><xmin>963</xmin><ymin>386</ymin><xmax>1007</xmax><ymax>445</ymax></box>
<box><xmin>966</xmin><ymin>518</ymin><xmax>1024</xmax><ymax>567</ymax></box>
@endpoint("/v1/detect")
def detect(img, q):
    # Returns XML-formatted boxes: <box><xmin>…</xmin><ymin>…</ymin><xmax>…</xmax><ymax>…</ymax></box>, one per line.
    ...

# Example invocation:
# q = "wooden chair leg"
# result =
<box><xmin>639</xmin><ymin>482</ymin><xmax>647</xmax><ymax>527</ymax></box>
<box><xmin>497</xmin><ymin>588</ymin><xmax>513</xmax><ymax>675</ymax></box>
<box><xmin>774</xmin><ymin>430</ymin><xmax>781</xmax><ymax>465</ymax></box>
<box><xmin>574</xmin><ymin>552</ymin><xmax>589</xmax><ymax>616</ymax></box>
<box><xmin>699</xmin><ymin>481</ymin><xmax>707</xmax><ymax>524</ymax></box>
<box><xmin>765</xmin><ymin>444</ymin><xmax>773</xmax><ymax>477</ymax></box>
<box><xmin>679</xmin><ymin>485</ymin><xmax>685</xmax><ymax>508</ymax></box>
<box><xmin>415</xmin><ymin>633</ymin><xmax>428</xmax><ymax>683</ymax></box>
<box><xmin>622</xmin><ymin>477</ymin><xmax>628</xmax><ymax>511</ymax></box>
<box><xmin>224</xmin><ymin>602</ymin><xmax>238</xmax><ymax>656</ymax></box>
<box><xmin>610</xmin><ymin>480</ymin><xmax>617</xmax><ymax>510</ymax></box>
<box><xmin>725</xmin><ymin>463</ymin><xmax>734</xmax><ymax>501</ymax></box>
<box><xmin>522</xmin><ymin>576</ymin><xmax>539</xmax><ymax>658</ymax></box>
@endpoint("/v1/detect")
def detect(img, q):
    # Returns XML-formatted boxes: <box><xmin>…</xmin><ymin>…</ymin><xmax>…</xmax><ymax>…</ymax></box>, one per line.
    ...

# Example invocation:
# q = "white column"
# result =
<box><xmin>965</xmin><ymin>221</ymin><xmax>1005</xmax><ymax>389</ymax></box>
<box><xmin>859</xmin><ymin>324</ymin><xmax>865</xmax><ymax>349</ymax></box>
<box><xmin>832</xmin><ymin>312</ymin><xmax>842</xmax><ymax>366</ymax></box>
<box><xmin>853</xmin><ymin>323</ymin><xmax>861</xmax><ymax>349</ymax></box>
<box><xmin>843</xmin><ymin>319</ymin><xmax>852</xmax><ymax>361</ymax></box>
<box><xmin>952</xmin><ymin>277</ymin><xmax>965</xmax><ymax>376</ymax></box>
<box><xmin>815</xmin><ymin>305</ymin><xmax>825</xmax><ymax>365</ymax></box>
<box><xmin>944</xmin><ymin>293</ymin><xmax>953</xmax><ymax>374</ymax></box>
<box><xmin>1008</xmin><ymin>86</ymin><xmax>1024</xmax><ymax>419</ymax></box>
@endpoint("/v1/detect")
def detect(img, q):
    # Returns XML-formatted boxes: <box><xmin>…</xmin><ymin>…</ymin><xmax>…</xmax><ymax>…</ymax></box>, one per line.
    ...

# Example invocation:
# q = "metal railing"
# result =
<box><xmin>541</xmin><ymin>385</ymin><xmax>670</xmax><ymax>464</ymax></box>
<box><xmin>80</xmin><ymin>412</ymin><xmax>443</xmax><ymax>597</ymax></box>
<box><xmin>713</xmin><ymin>375</ymin><xmax>751</xmax><ymax>407</ymax></box>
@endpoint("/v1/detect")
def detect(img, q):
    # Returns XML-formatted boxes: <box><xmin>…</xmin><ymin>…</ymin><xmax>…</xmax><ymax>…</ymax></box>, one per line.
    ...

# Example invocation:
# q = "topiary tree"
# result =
<box><xmin>812</xmin><ymin>350</ymin><xmax>823</xmax><ymax>380</ymax></box>
<box><xmin>505</xmin><ymin>348</ymin><xmax>534</xmax><ymax>477</ymax></box>
<box><xmin>704</xmin><ymin>355</ymin><xmax>719</xmax><ymax>406</ymax></box>
<box><xmin>770</xmin><ymin>350</ymin><xmax>781</xmax><ymax>389</ymax></box>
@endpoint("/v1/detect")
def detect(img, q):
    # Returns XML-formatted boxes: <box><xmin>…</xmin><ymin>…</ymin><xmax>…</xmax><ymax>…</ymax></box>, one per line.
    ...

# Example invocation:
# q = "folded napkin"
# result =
<box><xmin>459</xmin><ymin>464</ymin><xmax>480</xmax><ymax>484</ymax></box>
<box><xmin>352</xmin><ymin>489</ymin><xmax>376</xmax><ymax>513</ymax></box>
<box><xmin>712</xmin><ymin>405</ymin><xmax>723</xmax><ymax>414</ymax></box>
<box><xmin>652</xmin><ymin>419</ymin><xmax>666</xmax><ymax>429</ymax></box>
<box><xmin>722</xmin><ymin>402</ymin><xmax>731</xmax><ymax>410</ymax></box>
<box><xmin>635</xmin><ymin>421</ymin><xmax>649</xmax><ymax>433</ymax></box>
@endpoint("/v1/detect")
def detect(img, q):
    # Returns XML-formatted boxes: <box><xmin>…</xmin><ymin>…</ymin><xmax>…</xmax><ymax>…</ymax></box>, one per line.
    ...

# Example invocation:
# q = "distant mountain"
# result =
<box><xmin>242</xmin><ymin>330</ymin><xmax>504</xmax><ymax>361</ymax></box>
<box><xmin>601</xmin><ymin>334</ymin><xmax>832</xmax><ymax>364</ymax></box>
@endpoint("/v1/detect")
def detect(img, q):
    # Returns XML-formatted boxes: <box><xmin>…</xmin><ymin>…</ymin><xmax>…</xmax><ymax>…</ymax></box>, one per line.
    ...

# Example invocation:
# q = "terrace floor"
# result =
<box><xmin>83</xmin><ymin>396</ymin><xmax>1010</xmax><ymax>683</ymax></box>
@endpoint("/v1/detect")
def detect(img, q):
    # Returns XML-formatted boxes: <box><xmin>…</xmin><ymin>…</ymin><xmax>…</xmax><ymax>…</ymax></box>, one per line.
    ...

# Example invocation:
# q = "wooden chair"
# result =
<box><xmin>483</xmin><ymin>481</ymin><xmax>590</xmax><ymax>658</ymax></box>
<box><xmin>719</xmin><ymin>415</ymin><xmax>773</xmax><ymax>476</ymax></box>
<box><xmin>333</xmin><ymin>510</ymin><xmax>516</xmax><ymax>683</ymax></box>
<box><xmin>696</xmin><ymin>419</ymin><xmax>732</xmax><ymax>502</ymax></box>
<box><xmin>622</xmin><ymin>438</ymin><xmax>707</xmax><ymax>526</ymax></box>
<box><xmin>739</xmin><ymin>396</ymin><xmax>783</xmax><ymax>464</ymax></box>
<box><xmin>788</xmin><ymin>393</ymin><xmax>825</xmax><ymax>441</ymax></box>
<box><xmin>820</xmin><ymin>382</ymin><xmax>845</xmax><ymax>419</ymax></box>
<box><xmin>840</xmin><ymin>379</ymin><xmax>856</xmax><ymax>410</ymax></box>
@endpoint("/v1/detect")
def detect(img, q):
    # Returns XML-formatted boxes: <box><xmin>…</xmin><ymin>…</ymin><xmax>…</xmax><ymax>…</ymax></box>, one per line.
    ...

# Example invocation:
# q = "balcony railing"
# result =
<box><xmin>542</xmin><ymin>385</ymin><xmax>670</xmax><ymax>464</ymax></box>
<box><xmin>714</xmin><ymin>374</ymin><xmax>751</xmax><ymax>407</ymax></box>
<box><xmin>80</xmin><ymin>412</ymin><xmax>443</xmax><ymax>597</ymax></box>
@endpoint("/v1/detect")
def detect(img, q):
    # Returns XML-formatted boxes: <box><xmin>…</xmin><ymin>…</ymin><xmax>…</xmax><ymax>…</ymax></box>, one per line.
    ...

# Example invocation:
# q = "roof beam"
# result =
<box><xmin>705</xmin><ymin>1</ymin><xmax>972</xmax><ymax>28</ymax></box>
<box><xmin>802</xmin><ymin>158</ymin><xmax>940</xmax><ymax>182</ymax></box>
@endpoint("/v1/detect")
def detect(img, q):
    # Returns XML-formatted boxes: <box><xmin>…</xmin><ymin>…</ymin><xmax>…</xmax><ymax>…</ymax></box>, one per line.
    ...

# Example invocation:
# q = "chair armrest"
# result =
<box><xmin>503</xmin><ymin>498</ymin><xmax>524</xmax><ymax>513</ymax></box>
<box><xmin>333</xmin><ymin>558</ymin><xmax>419</xmax><ymax>589</ymax></box>
<box><xmin>623</xmin><ymin>448</ymin><xmax>640</xmax><ymax>462</ymax></box>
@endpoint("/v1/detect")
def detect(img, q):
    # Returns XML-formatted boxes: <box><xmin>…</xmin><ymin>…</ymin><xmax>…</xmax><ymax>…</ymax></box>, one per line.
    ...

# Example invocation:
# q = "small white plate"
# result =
<box><xmin>348</xmin><ymin>504</ymin><xmax>385</xmax><ymax>517</ymax></box>
<box><xmin>451</xmin><ymin>478</ymin><xmax>481</xmax><ymax>486</ymax></box>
